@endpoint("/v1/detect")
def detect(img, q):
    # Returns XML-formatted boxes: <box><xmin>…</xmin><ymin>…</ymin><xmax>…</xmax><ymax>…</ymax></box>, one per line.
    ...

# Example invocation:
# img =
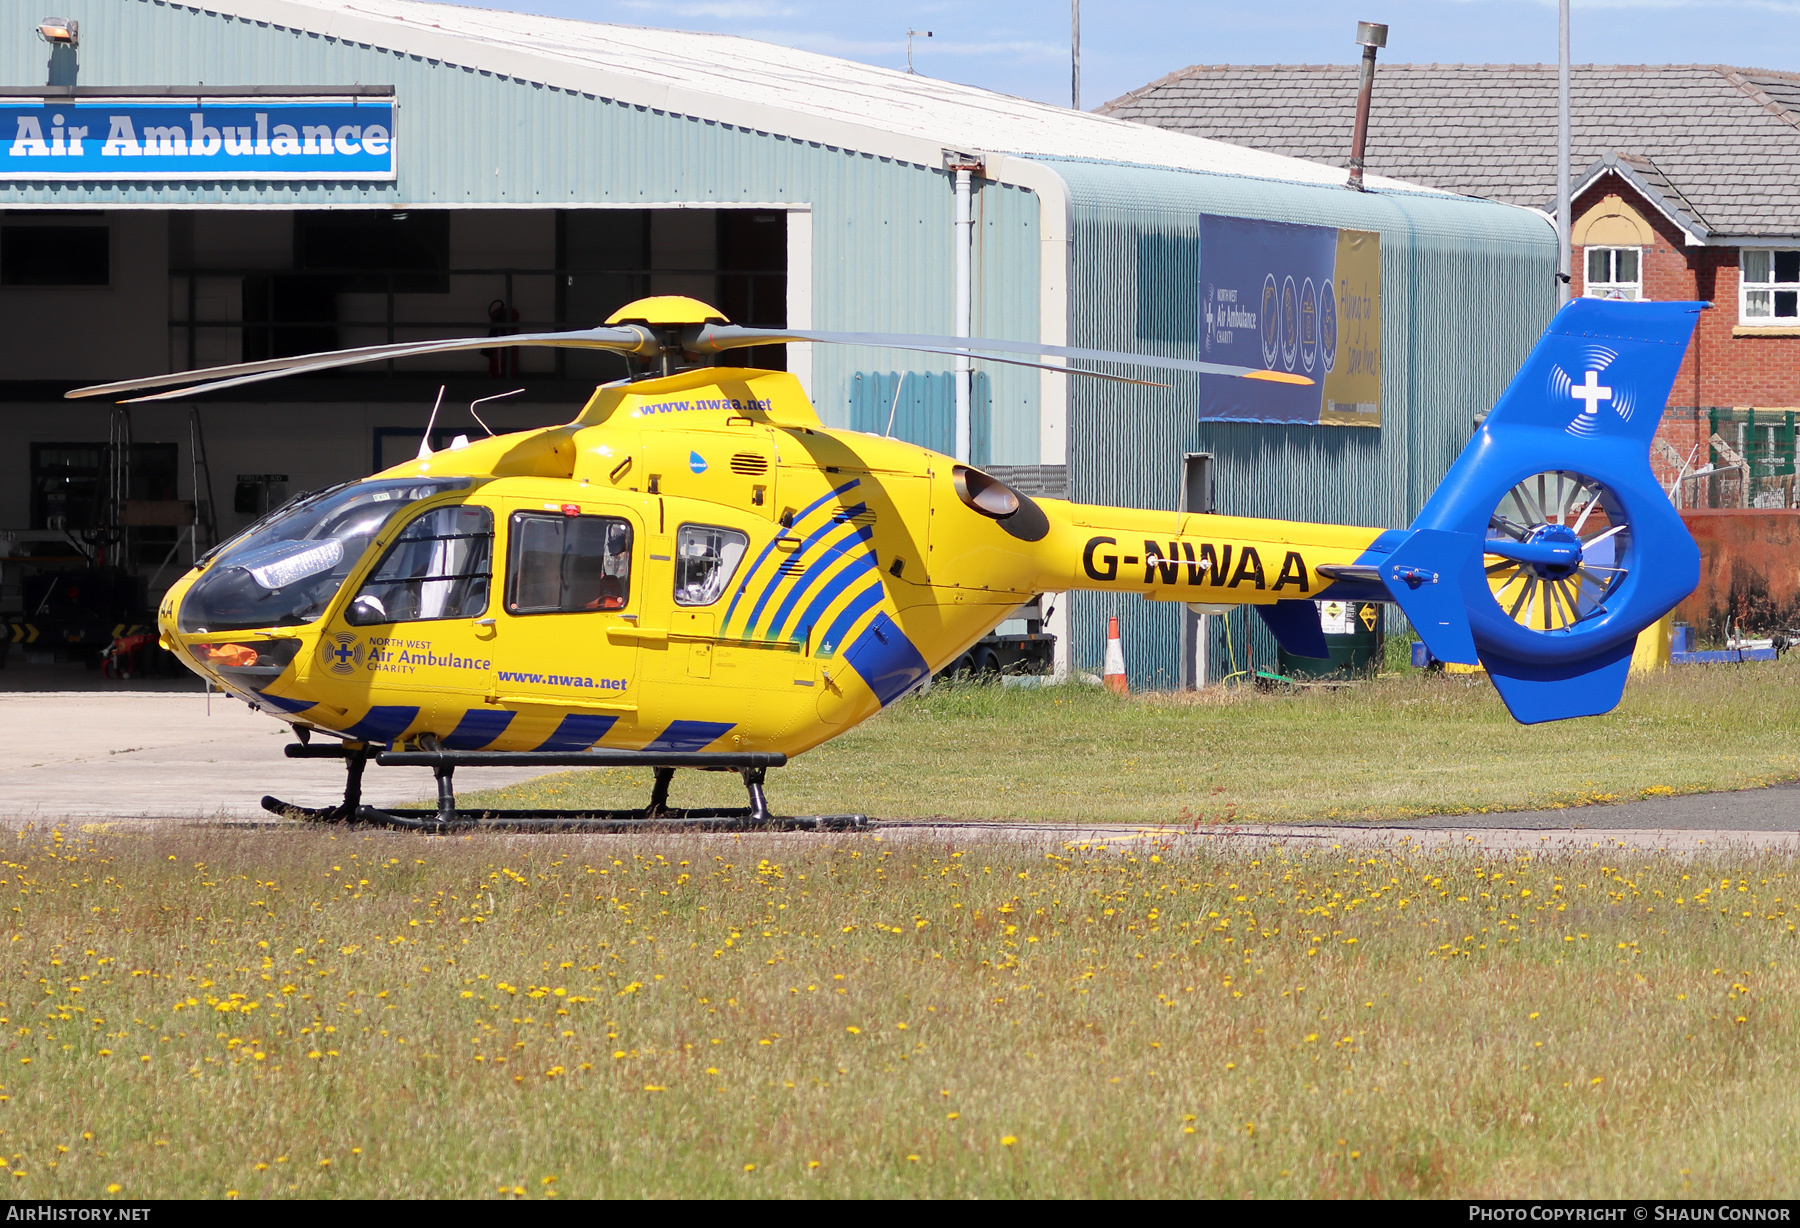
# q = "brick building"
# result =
<box><xmin>1101</xmin><ymin>64</ymin><xmax>1800</xmax><ymax>508</ymax></box>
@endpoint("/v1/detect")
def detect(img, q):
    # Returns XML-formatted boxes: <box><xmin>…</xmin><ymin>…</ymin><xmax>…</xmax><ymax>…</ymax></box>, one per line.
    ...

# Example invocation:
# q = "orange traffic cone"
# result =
<box><xmin>1103</xmin><ymin>615</ymin><xmax>1129</xmax><ymax>694</ymax></box>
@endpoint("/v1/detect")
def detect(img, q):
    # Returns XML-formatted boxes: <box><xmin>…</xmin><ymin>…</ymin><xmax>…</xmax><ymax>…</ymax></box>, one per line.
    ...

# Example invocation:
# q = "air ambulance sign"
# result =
<box><xmin>1</xmin><ymin>99</ymin><xmax>395</xmax><ymax>180</ymax></box>
<box><xmin>1197</xmin><ymin>215</ymin><xmax>1381</xmax><ymax>428</ymax></box>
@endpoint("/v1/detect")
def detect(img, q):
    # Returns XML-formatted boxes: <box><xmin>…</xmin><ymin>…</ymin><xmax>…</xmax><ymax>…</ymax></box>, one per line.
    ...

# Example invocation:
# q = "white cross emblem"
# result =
<box><xmin>1570</xmin><ymin>369</ymin><xmax>1613</xmax><ymax>417</ymax></box>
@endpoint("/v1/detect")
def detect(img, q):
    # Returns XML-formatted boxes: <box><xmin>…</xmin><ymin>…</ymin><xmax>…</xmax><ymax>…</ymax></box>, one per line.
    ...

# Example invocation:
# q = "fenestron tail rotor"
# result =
<box><xmin>64</xmin><ymin>296</ymin><xmax>1313</xmax><ymax>403</ymax></box>
<box><xmin>1482</xmin><ymin>470</ymin><xmax>1629</xmax><ymax>635</ymax></box>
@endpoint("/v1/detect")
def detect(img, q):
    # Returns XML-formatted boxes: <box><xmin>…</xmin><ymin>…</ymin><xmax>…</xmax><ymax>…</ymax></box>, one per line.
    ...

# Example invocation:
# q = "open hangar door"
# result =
<box><xmin>0</xmin><ymin>205</ymin><xmax>790</xmax><ymax>672</ymax></box>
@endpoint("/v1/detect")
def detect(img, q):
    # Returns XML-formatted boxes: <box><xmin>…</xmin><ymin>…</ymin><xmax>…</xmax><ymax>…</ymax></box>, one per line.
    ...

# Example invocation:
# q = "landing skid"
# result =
<box><xmin>261</xmin><ymin>742</ymin><xmax>868</xmax><ymax>833</ymax></box>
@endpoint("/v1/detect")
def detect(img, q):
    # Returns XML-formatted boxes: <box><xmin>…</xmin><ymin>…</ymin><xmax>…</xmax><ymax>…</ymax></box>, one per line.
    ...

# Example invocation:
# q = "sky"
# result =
<box><xmin>470</xmin><ymin>0</ymin><xmax>1800</xmax><ymax>108</ymax></box>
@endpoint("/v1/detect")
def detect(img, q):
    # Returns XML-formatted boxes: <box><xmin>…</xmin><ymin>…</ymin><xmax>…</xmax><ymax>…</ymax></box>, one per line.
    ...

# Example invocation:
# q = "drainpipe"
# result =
<box><xmin>947</xmin><ymin>153</ymin><xmax>984</xmax><ymax>463</ymax></box>
<box><xmin>1346</xmin><ymin>21</ymin><xmax>1387</xmax><ymax>192</ymax></box>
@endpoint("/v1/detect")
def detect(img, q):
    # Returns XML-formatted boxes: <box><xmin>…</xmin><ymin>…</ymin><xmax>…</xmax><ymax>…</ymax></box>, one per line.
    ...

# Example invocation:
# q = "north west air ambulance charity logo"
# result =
<box><xmin>1552</xmin><ymin>345</ymin><xmax>1635</xmax><ymax>438</ymax></box>
<box><xmin>322</xmin><ymin>632</ymin><xmax>364</xmax><ymax>676</ymax></box>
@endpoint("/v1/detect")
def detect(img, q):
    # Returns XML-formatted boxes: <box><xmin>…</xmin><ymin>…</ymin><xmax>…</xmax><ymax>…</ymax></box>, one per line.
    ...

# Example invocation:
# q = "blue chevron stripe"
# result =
<box><xmin>259</xmin><ymin>693</ymin><xmax>317</xmax><ymax>714</ymax></box>
<box><xmin>342</xmin><ymin>705</ymin><xmax>418</xmax><ymax>745</ymax></box>
<box><xmin>643</xmin><ymin>720</ymin><xmax>734</xmax><ymax>752</ymax></box>
<box><xmin>816</xmin><ymin>580</ymin><xmax>885</xmax><ymax>658</ymax></box>
<box><xmin>534</xmin><ymin>714</ymin><xmax>619</xmax><ymax>752</ymax></box>
<box><xmin>843</xmin><ymin>613</ymin><xmax>929</xmax><ymax>707</ymax></box>
<box><xmin>442</xmin><ymin>708</ymin><xmax>515</xmax><ymax>750</ymax></box>
<box><xmin>761</xmin><ymin>522</ymin><xmax>875</xmax><ymax>640</ymax></box>
<box><xmin>784</xmin><ymin>553</ymin><xmax>879</xmax><ymax>645</ymax></box>
<box><xmin>721</xmin><ymin>479</ymin><xmax>861</xmax><ymax>630</ymax></box>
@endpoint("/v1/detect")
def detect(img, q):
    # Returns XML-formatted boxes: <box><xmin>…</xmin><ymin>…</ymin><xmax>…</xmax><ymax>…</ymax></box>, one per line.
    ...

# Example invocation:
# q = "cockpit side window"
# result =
<box><xmin>346</xmin><ymin>504</ymin><xmax>494</xmax><ymax>627</ymax></box>
<box><xmin>505</xmin><ymin>512</ymin><xmax>632</xmax><ymax>614</ymax></box>
<box><xmin>673</xmin><ymin>524</ymin><xmax>750</xmax><ymax>606</ymax></box>
<box><xmin>176</xmin><ymin>477</ymin><xmax>470</xmax><ymax>635</ymax></box>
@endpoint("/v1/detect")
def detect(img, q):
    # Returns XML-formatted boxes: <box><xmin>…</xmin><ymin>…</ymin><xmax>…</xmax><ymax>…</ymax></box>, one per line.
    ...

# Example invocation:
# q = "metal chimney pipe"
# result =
<box><xmin>1071</xmin><ymin>0</ymin><xmax>1081</xmax><ymax>110</ymax></box>
<box><xmin>1557</xmin><ymin>0</ymin><xmax>1572</xmax><ymax>304</ymax></box>
<box><xmin>1346</xmin><ymin>21</ymin><xmax>1388</xmax><ymax>192</ymax></box>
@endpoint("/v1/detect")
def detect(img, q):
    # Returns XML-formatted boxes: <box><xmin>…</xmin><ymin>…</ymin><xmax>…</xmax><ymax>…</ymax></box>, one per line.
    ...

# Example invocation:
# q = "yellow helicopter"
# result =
<box><xmin>68</xmin><ymin>294</ymin><xmax>1702</xmax><ymax>830</ymax></box>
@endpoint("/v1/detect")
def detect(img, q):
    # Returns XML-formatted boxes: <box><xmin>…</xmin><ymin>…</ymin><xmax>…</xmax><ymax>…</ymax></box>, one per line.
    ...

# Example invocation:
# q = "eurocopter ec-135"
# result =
<box><xmin>67</xmin><ymin>295</ymin><xmax>1702</xmax><ymax>830</ymax></box>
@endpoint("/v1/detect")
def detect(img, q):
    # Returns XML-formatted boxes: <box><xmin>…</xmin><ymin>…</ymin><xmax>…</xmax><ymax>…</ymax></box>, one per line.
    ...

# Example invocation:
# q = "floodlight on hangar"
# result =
<box><xmin>37</xmin><ymin>17</ymin><xmax>78</xmax><ymax>45</ymax></box>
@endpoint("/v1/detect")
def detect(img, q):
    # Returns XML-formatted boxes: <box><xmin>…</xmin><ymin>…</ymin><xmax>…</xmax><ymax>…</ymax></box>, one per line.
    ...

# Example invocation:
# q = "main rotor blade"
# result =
<box><xmin>65</xmin><ymin>326</ymin><xmax>659</xmax><ymax>402</ymax></box>
<box><xmin>861</xmin><ymin>345</ymin><xmax>1169</xmax><ymax>387</ymax></box>
<box><xmin>693</xmin><ymin>324</ymin><xmax>1316</xmax><ymax>386</ymax></box>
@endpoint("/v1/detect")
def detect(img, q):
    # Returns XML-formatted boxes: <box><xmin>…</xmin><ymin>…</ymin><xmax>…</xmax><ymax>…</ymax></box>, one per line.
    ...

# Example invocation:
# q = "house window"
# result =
<box><xmin>1584</xmin><ymin>247</ymin><xmax>1641</xmax><ymax>300</ymax></box>
<box><xmin>1742</xmin><ymin>249</ymin><xmax>1800</xmax><ymax>322</ymax></box>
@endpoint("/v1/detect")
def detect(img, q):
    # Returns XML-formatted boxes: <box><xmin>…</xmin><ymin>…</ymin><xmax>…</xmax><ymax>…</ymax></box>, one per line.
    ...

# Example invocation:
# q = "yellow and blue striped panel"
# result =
<box><xmin>719</xmin><ymin>478</ymin><xmax>889</xmax><ymax>659</ymax></box>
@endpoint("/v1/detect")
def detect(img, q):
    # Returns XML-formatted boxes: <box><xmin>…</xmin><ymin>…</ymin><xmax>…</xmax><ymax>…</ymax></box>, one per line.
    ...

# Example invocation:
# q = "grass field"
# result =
<box><xmin>3</xmin><ymin>825</ymin><xmax>1796</xmax><ymax>1199</ymax></box>
<box><xmin>456</xmin><ymin>660</ymin><xmax>1800</xmax><ymax>824</ymax></box>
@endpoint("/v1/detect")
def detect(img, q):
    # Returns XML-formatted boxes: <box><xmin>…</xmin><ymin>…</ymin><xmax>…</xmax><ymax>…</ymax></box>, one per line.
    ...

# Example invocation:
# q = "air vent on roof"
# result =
<box><xmin>730</xmin><ymin>453</ymin><xmax>769</xmax><ymax>476</ymax></box>
<box><xmin>831</xmin><ymin>507</ymin><xmax>876</xmax><ymax>526</ymax></box>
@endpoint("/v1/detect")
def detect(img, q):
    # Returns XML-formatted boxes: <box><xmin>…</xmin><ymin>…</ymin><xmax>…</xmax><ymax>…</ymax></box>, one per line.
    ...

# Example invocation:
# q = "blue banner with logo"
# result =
<box><xmin>2</xmin><ymin>100</ymin><xmax>395</xmax><ymax>180</ymax></box>
<box><xmin>1198</xmin><ymin>215</ymin><xmax>1382</xmax><ymax>428</ymax></box>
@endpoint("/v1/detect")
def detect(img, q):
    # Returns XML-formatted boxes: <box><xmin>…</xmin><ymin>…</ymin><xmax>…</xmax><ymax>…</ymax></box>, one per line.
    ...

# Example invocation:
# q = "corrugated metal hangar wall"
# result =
<box><xmin>0</xmin><ymin>0</ymin><xmax>1557</xmax><ymax>686</ymax></box>
<box><xmin>1052</xmin><ymin>161</ymin><xmax>1556</xmax><ymax>685</ymax></box>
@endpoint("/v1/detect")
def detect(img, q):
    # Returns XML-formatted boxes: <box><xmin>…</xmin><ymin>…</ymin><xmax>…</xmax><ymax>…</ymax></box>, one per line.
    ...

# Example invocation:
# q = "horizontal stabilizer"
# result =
<box><xmin>1482</xmin><ymin>640</ymin><xmax>1635</xmax><ymax>725</ymax></box>
<box><xmin>1380</xmin><ymin>529</ymin><xmax>1480</xmax><ymax>665</ymax></box>
<box><xmin>1256</xmin><ymin>599</ymin><xmax>1329</xmax><ymax>660</ymax></box>
<box><xmin>1316</xmin><ymin>563</ymin><xmax>1382</xmax><ymax>584</ymax></box>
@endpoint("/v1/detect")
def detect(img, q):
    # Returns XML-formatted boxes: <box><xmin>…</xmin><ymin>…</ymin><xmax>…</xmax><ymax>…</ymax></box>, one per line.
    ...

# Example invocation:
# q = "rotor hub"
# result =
<box><xmin>1521</xmin><ymin>523</ymin><xmax>1583</xmax><ymax>581</ymax></box>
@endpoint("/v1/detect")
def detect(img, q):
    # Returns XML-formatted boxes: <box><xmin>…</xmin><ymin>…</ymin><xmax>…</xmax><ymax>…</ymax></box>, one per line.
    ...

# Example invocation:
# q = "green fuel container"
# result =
<box><xmin>1277</xmin><ymin>599</ymin><xmax>1384</xmax><ymax>679</ymax></box>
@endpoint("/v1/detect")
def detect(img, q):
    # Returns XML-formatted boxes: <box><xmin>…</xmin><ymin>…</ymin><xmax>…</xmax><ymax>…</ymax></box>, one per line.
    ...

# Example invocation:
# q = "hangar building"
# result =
<box><xmin>0</xmin><ymin>0</ymin><xmax>1556</xmax><ymax>685</ymax></box>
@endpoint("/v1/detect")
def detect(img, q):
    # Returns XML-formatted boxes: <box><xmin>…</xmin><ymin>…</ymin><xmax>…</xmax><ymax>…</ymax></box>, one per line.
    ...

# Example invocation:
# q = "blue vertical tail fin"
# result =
<box><xmin>1378</xmin><ymin>299</ymin><xmax>1703</xmax><ymax>724</ymax></box>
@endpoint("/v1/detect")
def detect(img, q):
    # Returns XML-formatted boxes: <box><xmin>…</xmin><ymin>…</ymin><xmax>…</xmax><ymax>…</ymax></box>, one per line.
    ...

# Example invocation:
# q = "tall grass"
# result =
<box><xmin>456</xmin><ymin>660</ymin><xmax>1800</xmax><ymax>824</ymax></box>
<box><xmin>4</xmin><ymin>825</ymin><xmax>1795</xmax><ymax>1198</ymax></box>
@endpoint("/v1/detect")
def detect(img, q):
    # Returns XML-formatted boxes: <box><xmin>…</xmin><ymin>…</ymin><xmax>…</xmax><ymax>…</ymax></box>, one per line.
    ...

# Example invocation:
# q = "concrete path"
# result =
<box><xmin>0</xmin><ymin>690</ymin><xmax>549</xmax><ymax>819</ymax></box>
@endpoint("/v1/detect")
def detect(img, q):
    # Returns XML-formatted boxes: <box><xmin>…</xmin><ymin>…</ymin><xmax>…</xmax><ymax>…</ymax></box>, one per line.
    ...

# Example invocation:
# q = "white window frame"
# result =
<box><xmin>1583</xmin><ymin>245</ymin><xmax>1643</xmax><ymax>301</ymax></box>
<box><xmin>1740</xmin><ymin>247</ymin><xmax>1800</xmax><ymax>325</ymax></box>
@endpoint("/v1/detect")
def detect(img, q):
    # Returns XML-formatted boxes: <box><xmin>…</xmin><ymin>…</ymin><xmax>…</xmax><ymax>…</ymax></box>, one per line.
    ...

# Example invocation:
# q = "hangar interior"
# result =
<box><xmin>0</xmin><ymin>202</ymin><xmax>794</xmax><ymax>654</ymax></box>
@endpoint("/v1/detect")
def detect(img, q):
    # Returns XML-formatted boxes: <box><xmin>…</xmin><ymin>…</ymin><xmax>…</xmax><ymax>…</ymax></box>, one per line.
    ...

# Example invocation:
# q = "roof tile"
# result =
<box><xmin>1098</xmin><ymin>62</ymin><xmax>1800</xmax><ymax>235</ymax></box>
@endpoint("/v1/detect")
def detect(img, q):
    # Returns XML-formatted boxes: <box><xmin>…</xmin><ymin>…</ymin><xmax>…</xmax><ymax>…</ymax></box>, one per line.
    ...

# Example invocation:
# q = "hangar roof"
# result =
<box><xmin>200</xmin><ymin>0</ymin><xmax>1433</xmax><ymax>194</ymax></box>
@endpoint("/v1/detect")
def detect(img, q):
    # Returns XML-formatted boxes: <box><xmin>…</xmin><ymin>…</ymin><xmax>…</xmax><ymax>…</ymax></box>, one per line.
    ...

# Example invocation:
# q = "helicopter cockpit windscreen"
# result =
<box><xmin>177</xmin><ymin>479</ymin><xmax>473</xmax><ymax>634</ymax></box>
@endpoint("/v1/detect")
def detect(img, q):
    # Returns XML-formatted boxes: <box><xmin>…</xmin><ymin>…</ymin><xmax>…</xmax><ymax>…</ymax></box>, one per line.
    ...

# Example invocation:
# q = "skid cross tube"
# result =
<box><xmin>261</xmin><ymin>744</ymin><xmax>864</xmax><ymax>832</ymax></box>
